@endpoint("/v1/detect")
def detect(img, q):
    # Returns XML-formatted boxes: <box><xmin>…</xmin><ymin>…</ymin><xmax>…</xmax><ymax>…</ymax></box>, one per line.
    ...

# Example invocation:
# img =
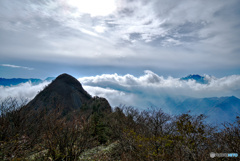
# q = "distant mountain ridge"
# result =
<box><xmin>0</xmin><ymin>77</ymin><xmax>55</xmax><ymax>86</ymax></box>
<box><xmin>180</xmin><ymin>74</ymin><xmax>208</xmax><ymax>84</ymax></box>
<box><xmin>156</xmin><ymin>95</ymin><xmax>240</xmax><ymax>123</ymax></box>
<box><xmin>182</xmin><ymin>96</ymin><xmax>240</xmax><ymax>123</ymax></box>
<box><xmin>0</xmin><ymin>74</ymin><xmax>209</xmax><ymax>86</ymax></box>
<box><xmin>175</xmin><ymin>96</ymin><xmax>240</xmax><ymax>112</ymax></box>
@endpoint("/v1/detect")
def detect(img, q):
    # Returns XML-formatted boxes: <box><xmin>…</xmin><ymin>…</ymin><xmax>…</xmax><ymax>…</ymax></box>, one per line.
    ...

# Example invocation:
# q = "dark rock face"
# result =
<box><xmin>24</xmin><ymin>73</ymin><xmax>100</xmax><ymax>114</ymax></box>
<box><xmin>83</xmin><ymin>96</ymin><xmax>112</xmax><ymax>114</ymax></box>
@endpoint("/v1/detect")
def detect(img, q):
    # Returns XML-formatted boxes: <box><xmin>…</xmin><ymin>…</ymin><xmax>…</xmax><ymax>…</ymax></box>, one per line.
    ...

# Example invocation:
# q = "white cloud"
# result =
<box><xmin>83</xmin><ymin>85</ymin><xmax>139</xmax><ymax>107</ymax></box>
<box><xmin>93</xmin><ymin>26</ymin><xmax>106</xmax><ymax>33</ymax></box>
<box><xmin>77</xmin><ymin>71</ymin><xmax>240</xmax><ymax>113</ymax></box>
<box><xmin>67</xmin><ymin>0</ymin><xmax>117</xmax><ymax>17</ymax></box>
<box><xmin>0</xmin><ymin>81</ymin><xmax>50</xmax><ymax>102</ymax></box>
<box><xmin>79</xmin><ymin>71</ymin><xmax>240</xmax><ymax>99</ymax></box>
<box><xmin>0</xmin><ymin>71</ymin><xmax>239</xmax><ymax>116</ymax></box>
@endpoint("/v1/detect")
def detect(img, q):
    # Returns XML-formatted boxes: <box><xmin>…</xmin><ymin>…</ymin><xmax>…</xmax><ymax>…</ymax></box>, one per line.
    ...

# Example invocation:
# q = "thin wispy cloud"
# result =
<box><xmin>1</xmin><ymin>64</ymin><xmax>34</xmax><ymax>70</ymax></box>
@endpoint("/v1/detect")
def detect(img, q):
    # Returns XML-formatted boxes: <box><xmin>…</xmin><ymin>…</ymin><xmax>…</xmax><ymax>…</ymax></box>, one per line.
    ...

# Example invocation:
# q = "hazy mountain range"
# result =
<box><xmin>155</xmin><ymin>95</ymin><xmax>240</xmax><ymax>124</ymax></box>
<box><xmin>0</xmin><ymin>77</ymin><xmax>55</xmax><ymax>86</ymax></box>
<box><xmin>180</xmin><ymin>74</ymin><xmax>208</xmax><ymax>84</ymax></box>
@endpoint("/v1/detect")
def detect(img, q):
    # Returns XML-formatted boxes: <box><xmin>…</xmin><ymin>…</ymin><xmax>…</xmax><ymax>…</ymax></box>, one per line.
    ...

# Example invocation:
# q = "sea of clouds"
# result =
<box><xmin>1</xmin><ymin>71</ymin><xmax>240</xmax><ymax>109</ymax></box>
<box><xmin>0</xmin><ymin>81</ymin><xmax>50</xmax><ymax>103</ymax></box>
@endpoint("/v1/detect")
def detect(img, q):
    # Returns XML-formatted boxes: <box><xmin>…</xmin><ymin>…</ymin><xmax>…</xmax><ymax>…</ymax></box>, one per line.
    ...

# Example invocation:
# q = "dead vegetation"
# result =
<box><xmin>0</xmin><ymin>98</ymin><xmax>239</xmax><ymax>160</ymax></box>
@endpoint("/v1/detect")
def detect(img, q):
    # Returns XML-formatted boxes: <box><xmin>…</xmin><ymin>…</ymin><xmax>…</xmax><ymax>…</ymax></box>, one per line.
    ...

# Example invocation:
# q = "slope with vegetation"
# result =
<box><xmin>0</xmin><ymin>74</ymin><xmax>239</xmax><ymax>160</ymax></box>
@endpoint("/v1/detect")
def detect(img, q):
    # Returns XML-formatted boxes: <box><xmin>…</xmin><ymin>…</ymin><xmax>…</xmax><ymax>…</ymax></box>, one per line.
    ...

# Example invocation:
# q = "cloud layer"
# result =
<box><xmin>80</xmin><ymin>71</ymin><xmax>240</xmax><ymax>96</ymax></box>
<box><xmin>79</xmin><ymin>71</ymin><xmax>240</xmax><ymax>107</ymax></box>
<box><xmin>1</xmin><ymin>71</ymin><xmax>239</xmax><ymax>115</ymax></box>
<box><xmin>0</xmin><ymin>81</ymin><xmax>50</xmax><ymax>102</ymax></box>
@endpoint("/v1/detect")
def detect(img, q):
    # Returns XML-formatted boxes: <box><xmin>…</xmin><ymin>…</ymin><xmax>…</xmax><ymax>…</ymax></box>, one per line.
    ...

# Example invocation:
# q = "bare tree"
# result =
<box><xmin>0</xmin><ymin>97</ymin><xmax>30</xmax><ymax>160</ymax></box>
<box><xmin>41</xmin><ymin>108</ymin><xmax>96</xmax><ymax>160</ymax></box>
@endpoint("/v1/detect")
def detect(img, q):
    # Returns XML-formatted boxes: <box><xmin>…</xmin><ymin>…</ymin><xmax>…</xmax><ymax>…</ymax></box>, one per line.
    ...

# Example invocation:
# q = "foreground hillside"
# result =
<box><xmin>0</xmin><ymin>74</ymin><xmax>239</xmax><ymax>160</ymax></box>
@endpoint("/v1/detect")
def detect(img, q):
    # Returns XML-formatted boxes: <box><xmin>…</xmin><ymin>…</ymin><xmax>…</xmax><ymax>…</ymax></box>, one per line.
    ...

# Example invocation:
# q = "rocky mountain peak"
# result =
<box><xmin>24</xmin><ymin>73</ymin><xmax>97</xmax><ymax>115</ymax></box>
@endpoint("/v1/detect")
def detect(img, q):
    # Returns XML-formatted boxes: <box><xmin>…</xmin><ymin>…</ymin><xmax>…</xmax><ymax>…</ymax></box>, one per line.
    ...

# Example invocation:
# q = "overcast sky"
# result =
<box><xmin>0</xmin><ymin>0</ymin><xmax>240</xmax><ymax>79</ymax></box>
